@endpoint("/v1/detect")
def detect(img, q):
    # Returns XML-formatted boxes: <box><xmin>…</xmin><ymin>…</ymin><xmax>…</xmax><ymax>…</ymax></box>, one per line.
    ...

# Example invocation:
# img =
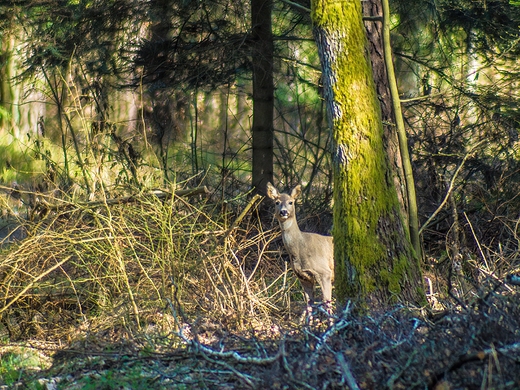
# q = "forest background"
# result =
<box><xmin>1</xmin><ymin>0</ymin><xmax>520</xmax><ymax>388</ymax></box>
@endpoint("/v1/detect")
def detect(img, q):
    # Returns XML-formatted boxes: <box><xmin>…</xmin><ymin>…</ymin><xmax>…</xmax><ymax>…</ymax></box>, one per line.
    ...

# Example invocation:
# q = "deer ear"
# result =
<box><xmin>291</xmin><ymin>185</ymin><xmax>302</xmax><ymax>199</ymax></box>
<box><xmin>266</xmin><ymin>182</ymin><xmax>278</xmax><ymax>199</ymax></box>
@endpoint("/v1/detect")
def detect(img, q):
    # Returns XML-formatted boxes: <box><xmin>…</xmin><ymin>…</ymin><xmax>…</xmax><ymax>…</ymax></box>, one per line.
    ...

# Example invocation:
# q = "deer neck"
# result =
<box><xmin>277</xmin><ymin>217</ymin><xmax>303</xmax><ymax>244</ymax></box>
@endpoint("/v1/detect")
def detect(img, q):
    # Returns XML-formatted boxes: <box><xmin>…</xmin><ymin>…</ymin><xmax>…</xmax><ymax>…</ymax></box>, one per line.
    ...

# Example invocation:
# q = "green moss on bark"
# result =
<box><xmin>312</xmin><ymin>0</ymin><xmax>425</xmax><ymax>309</ymax></box>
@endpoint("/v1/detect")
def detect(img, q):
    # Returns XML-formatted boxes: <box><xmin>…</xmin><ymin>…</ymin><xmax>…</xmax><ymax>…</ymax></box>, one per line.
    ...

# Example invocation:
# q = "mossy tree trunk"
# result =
<box><xmin>311</xmin><ymin>0</ymin><xmax>424</xmax><ymax>309</ymax></box>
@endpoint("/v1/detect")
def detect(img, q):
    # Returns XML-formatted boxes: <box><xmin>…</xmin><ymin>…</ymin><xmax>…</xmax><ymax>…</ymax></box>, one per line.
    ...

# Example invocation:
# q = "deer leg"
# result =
<box><xmin>317</xmin><ymin>271</ymin><xmax>334</xmax><ymax>318</ymax></box>
<box><xmin>293</xmin><ymin>268</ymin><xmax>315</xmax><ymax>305</ymax></box>
<box><xmin>299</xmin><ymin>278</ymin><xmax>315</xmax><ymax>322</ymax></box>
<box><xmin>319</xmin><ymin>271</ymin><xmax>332</xmax><ymax>303</ymax></box>
<box><xmin>300</xmin><ymin>278</ymin><xmax>315</xmax><ymax>306</ymax></box>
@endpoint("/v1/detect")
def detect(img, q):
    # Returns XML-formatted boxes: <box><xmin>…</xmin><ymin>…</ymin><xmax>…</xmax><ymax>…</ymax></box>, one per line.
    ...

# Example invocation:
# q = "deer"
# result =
<box><xmin>266</xmin><ymin>182</ymin><xmax>334</xmax><ymax>310</ymax></box>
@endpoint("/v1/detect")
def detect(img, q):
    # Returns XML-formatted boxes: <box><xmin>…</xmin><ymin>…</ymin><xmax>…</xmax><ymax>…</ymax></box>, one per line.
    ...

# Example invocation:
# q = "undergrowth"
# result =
<box><xmin>0</xmin><ymin>185</ymin><xmax>298</xmax><ymax>344</ymax></box>
<box><xmin>1</xmin><ymin>183</ymin><xmax>520</xmax><ymax>389</ymax></box>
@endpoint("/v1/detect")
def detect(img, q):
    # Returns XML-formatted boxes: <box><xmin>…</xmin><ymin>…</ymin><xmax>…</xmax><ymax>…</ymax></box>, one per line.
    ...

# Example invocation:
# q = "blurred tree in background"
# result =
<box><xmin>0</xmin><ymin>0</ymin><xmax>328</xmax><ymax>199</ymax></box>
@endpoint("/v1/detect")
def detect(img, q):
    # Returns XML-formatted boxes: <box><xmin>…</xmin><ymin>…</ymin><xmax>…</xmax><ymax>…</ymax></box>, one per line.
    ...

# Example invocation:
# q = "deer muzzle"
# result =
<box><xmin>278</xmin><ymin>209</ymin><xmax>289</xmax><ymax>218</ymax></box>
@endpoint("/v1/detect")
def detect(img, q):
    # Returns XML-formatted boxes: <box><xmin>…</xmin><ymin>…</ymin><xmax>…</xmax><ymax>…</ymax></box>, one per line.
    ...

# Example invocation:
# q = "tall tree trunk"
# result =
<box><xmin>363</xmin><ymin>0</ymin><xmax>407</xmax><ymax>224</ymax></box>
<box><xmin>251</xmin><ymin>0</ymin><xmax>274</xmax><ymax>194</ymax></box>
<box><xmin>1</xmin><ymin>24</ymin><xmax>45</xmax><ymax>141</ymax></box>
<box><xmin>363</xmin><ymin>0</ymin><xmax>421</xmax><ymax>258</ymax></box>
<box><xmin>311</xmin><ymin>0</ymin><xmax>424</xmax><ymax>309</ymax></box>
<box><xmin>145</xmin><ymin>0</ymin><xmax>182</xmax><ymax>184</ymax></box>
<box><xmin>381</xmin><ymin>0</ymin><xmax>421</xmax><ymax>258</ymax></box>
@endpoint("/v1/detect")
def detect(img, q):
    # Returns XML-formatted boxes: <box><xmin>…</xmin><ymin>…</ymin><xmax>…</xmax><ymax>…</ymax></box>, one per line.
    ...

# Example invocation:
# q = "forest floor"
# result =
<box><xmin>1</xmin><ymin>193</ymin><xmax>520</xmax><ymax>389</ymax></box>
<box><xmin>1</xmin><ymin>286</ymin><xmax>519</xmax><ymax>390</ymax></box>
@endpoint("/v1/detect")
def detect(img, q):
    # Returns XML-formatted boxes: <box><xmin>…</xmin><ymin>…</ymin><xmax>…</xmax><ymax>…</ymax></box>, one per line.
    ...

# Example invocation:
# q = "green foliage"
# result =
<box><xmin>75</xmin><ymin>364</ymin><xmax>155</xmax><ymax>390</ymax></box>
<box><xmin>20</xmin><ymin>0</ymin><xmax>139</xmax><ymax>74</ymax></box>
<box><xmin>274</xmin><ymin>72</ymin><xmax>320</xmax><ymax>108</ymax></box>
<box><xmin>0</xmin><ymin>143</ymin><xmax>45</xmax><ymax>184</ymax></box>
<box><xmin>438</xmin><ymin>0</ymin><xmax>520</xmax><ymax>55</ymax></box>
<box><xmin>0</xmin><ymin>348</ymin><xmax>46</xmax><ymax>387</ymax></box>
<box><xmin>0</xmin><ymin>105</ymin><xmax>10</xmax><ymax>120</ymax></box>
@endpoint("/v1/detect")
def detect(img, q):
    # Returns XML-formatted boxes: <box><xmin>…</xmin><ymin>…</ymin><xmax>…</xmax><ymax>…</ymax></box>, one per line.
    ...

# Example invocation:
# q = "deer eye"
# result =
<box><xmin>289</xmin><ymin>201</ymin><xmax>293</xmax><ymax>205</ymax></box>
<box><xmin>275</xmin><ymin>201</ymin><xmax>280</xmax><ymax>205</ymax></box>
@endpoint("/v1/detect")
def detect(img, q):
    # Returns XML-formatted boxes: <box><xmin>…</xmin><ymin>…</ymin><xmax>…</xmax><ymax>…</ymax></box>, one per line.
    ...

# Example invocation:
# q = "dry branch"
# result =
<box><xmin>419</xmin><ymin>143</ymin><xmax>483</xmax><ymax>235</ymax></box>
<box><xmin>223</xmin><ymin>193</ymin><xmax>263</xmax><ymax>240</ymax></box>
<box><xmin>428</xmin><ymin>343</ymin><xmax>520</xmax><ymax>389</ymax></box>
<box><xmin>0</xmin><ymin>255</ymin><xmax>72</xmax><ymax>315</ymax></box>
<box><xmin>34</xmin><ymin>186</ymin><xmax>210</xmax><ymax>212</ymax></box>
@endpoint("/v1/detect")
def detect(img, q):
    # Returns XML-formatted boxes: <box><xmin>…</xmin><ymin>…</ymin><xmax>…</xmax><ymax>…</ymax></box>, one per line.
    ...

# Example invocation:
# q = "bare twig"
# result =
<box><xmin>34</xmin><ymin>186</ymin><xmax>210</xmax><ymax>212</ymax></box>
<box><xmin>429</xmin><ymin>343</ymin><xmax>520</xmax><ymax>389</ymax></box>
<box><xmin>223</xmin><ymin>193</ymin><xmax>263</xmax><ymax>240</ymax></box>
<box><xmin>463</xmin><ymin>211</ymin><xmax>489</xmax><ymax>270</ymax></box>
<box><xmin>0</xmin><ymin>255</ymin><xmax>72</xmax><ymax>315</ymax></box>
<box><xmin>280</xmin><ymin>0</ymin><xmax>310</xmax><ymax>13</ymax></box>
<box><xmin>335</xmin><ymin>352</ymin><xmax>360</xmax><ymax>390</ymax></box>
<box><xmin>386</xmin><ymin>350</ymin><xmax>418</xmax><ymax>388</ymax></box>
<box><xmin>419</xmin><ymin>142</ymin><xmax>483</xmax><ymax>235</ymax></box>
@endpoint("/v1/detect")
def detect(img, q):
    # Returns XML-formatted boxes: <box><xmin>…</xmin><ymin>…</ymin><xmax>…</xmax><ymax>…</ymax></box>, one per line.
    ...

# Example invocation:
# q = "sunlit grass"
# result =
<box><xmin>0</xmin><ymin>185</ymin><xmax>293</xmax><ymax>343</ymax></box>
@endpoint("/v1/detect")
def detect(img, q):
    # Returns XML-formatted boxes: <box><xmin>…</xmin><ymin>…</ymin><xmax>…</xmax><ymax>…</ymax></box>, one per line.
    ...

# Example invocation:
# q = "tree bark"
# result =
<box><xmin>251</xmin><ymin>0</ymin><xmax>274</xmax><ymax>195</ymax></box>
<box><xmin>363</xmin><ymin>0</ymin><xmax>407</xmax><ymax>223</ymax></box>
<box><xmin>311</xmin><ymin>0</ymin><xmax>424</xmax><ymax>309</ymax></box>
<box><xmin>363</xmin><ymin>0</ymin><xmax>421</xmax><ymax>258</ymax></box>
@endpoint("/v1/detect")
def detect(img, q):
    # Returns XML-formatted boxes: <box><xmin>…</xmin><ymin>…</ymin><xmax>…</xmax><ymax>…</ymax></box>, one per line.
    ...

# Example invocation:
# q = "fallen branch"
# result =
<box><xmin>223</xmin><ymin>193</ymin><xmax>263</xmax><ymax>240</ymax></box>
<box><xmin>29</xmin><ymin>186</ymin><xmax>209</xmax><ymax>215</ymax></box>
<box><xmin>335</xmin><ymin>351</ymin><xmax>360</xmax><ymax>390</ymax></box>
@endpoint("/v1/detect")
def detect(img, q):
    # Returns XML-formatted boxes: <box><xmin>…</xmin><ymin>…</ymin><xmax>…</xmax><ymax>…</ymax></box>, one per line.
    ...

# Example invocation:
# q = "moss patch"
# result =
<box><xmin>312</xmin><ymin>0</ymin><xmax>424</xmax><ymax>308</ymax></box>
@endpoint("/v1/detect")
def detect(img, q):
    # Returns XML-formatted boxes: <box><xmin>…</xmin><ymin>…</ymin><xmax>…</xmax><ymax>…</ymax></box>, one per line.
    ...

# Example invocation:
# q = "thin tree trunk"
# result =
<box><xmin>0</xmin><ymin>34</ymin><xmax>15</xmax><ymax>134</ymax></box>
<box><xmin>251</xmin><ymin>0</ymin><xmax>274</xmax><ymax>194</ymax></box>
<box><xmin>381</xmin><ymin>0</ymin><xmax>421</xmax><ymax>258</ymax></box>
<box><xmin>311</xmin><ymin>0</ymin><xmax>424</xmax><ymax>309</ymax></box>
